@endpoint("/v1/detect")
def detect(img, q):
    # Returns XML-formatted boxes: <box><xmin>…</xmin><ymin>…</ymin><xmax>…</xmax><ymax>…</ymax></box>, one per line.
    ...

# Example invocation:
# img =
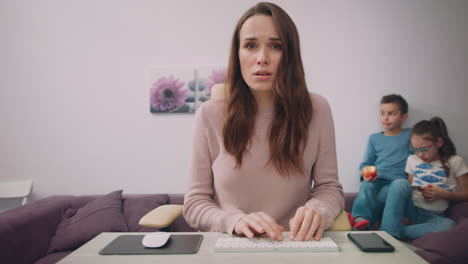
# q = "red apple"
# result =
<box><xmin>362</xmin><ymin>166</ymin><xmax>378</xmax><ymax>181</ymax></box>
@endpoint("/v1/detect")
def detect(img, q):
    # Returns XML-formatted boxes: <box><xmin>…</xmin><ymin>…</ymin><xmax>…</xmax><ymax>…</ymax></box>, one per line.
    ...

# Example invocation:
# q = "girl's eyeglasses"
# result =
<box><xmin>410</xmin><ymin>145</ymin><xmax>433</xmax><ymax>154</ymax></box>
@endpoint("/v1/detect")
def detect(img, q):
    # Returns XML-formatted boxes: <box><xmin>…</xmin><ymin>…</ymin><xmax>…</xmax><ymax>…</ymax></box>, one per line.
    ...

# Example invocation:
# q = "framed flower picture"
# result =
<box><xmin>149</xmin><ymin>66</ymin><xmax>227</xmax><ymax>114</ymax></box>
<box><xmin>197</xmin><ymin>66</ymin><xmax>227</xmax><ymax>103</ymax></box>
<box><xmin>149</xmin><ymin>68</ymin><xmax>195</xmax><ymax>113</ymax></box>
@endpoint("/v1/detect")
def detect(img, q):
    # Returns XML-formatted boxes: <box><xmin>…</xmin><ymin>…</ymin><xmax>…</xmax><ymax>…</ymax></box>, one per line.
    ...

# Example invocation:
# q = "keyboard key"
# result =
<box><xmin>214</xmin><ymin>237</ymin><xmax>339</xmax><ymax>252</ymax></box>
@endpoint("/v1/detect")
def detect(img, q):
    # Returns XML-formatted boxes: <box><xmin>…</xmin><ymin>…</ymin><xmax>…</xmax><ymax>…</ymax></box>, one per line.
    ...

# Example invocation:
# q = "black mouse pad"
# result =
<box><xmin>99</xmin><ymin>234</ymin><xmax>203</xmax><ymax>255</ymax></box>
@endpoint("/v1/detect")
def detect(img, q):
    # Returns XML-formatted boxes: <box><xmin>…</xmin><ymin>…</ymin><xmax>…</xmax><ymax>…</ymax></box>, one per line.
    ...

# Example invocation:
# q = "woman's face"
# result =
<box><xmin>238</xmin><ymin>15</ymin><xmax>283</xmax><ymax>92</ymax></box>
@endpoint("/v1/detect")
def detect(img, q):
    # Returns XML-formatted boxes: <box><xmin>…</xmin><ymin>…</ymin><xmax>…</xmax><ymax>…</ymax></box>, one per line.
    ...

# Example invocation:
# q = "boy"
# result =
<box><xmin>349</xmin><ymin>94</ymin><xmax>411</xmax><ymax>230</ymax></box>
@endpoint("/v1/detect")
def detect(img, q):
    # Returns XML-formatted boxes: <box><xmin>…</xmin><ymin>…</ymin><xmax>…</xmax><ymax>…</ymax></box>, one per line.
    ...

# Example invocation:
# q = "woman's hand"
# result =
<box><xmin>289</xmin><ymin>206</ymin><xmax>326</xmax><ymax>241</ymax></box>
<box><xmin>234</xmin><ymin>212</ymin><xmax>284</xmax><ymax>241</ymax></box>
<box><xmin>421</xmin><ymin>184</ymin><xmax>448</xmax><ymax>200</ymax></box>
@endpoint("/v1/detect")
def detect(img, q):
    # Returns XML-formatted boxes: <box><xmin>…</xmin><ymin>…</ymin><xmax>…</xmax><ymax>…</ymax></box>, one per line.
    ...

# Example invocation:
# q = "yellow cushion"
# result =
<box><xmin>330</xmin><ymin>210</ymin><xmax>352</xmax><ymax>231</ymax></box>
<box><xmin>138</xmin><ymin>204</ymin><xmax>183</xmax><ymax>228</ymax></box>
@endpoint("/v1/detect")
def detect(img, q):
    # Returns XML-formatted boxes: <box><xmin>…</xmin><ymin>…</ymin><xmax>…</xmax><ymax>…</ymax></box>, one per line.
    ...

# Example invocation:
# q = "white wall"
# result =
<box><xmin>1</xmin><ymin>0</ymin><xmax>467</xmax><ymax>202</ymax></box>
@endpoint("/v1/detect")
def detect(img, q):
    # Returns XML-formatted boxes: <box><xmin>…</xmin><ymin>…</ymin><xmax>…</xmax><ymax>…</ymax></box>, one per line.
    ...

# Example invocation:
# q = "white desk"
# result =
<box><xmin>58</xmin><ymin>231</ymin><xmax>428</xmax><ymax>264</ymax></box>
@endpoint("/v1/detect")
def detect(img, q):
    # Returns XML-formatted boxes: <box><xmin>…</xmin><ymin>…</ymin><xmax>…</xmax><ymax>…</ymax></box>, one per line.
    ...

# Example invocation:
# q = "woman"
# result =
<box><xmin>183</xmin><ymin>2</ymin><xmax>344</xmax><ymax>242</ymax></box>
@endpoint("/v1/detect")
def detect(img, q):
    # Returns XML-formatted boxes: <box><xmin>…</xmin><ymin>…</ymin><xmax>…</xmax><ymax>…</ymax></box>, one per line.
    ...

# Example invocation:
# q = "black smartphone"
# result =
<box><xmin>347</xmin><ymin>232</ymin><xmax>395</xmax><ymax>252</ymax></box>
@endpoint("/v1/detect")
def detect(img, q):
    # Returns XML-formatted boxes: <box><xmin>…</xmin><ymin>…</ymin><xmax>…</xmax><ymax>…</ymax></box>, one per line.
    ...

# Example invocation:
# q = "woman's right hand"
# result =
<box><xmin>234</xmin><ymin>212</ymin><xmax>284</xmax><ymax>241</ymax></box>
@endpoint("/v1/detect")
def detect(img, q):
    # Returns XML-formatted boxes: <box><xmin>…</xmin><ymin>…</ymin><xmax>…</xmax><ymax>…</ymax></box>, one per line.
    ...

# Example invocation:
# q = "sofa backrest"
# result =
<box><xmin>0</xmin><ymin>195</ymin><xmax>79</xmax><ymax>264</ymax></box>
<box><xmin>167</xmin><ymin>194</ymin><xmax>196</xmax><ymax>232</ymax></box>
<box><xmin>122</xmin><ymin>194</ymin><xmax>169</xmax><ymax>232</ymax></box>
<box><xmin>345</xmin><ymin>193</ymin><xmax>358</xmax><ymax>212</ymax></box>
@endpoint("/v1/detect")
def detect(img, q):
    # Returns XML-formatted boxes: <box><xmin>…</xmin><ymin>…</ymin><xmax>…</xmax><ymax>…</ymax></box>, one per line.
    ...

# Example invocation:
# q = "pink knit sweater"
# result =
<box><xmin>183</xmin><ymin>93</ymin><xmax>344</xmax><ymax>234</ymax></box>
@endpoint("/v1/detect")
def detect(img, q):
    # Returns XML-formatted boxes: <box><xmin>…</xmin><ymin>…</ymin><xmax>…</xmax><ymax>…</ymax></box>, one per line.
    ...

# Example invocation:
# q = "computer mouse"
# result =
<box><xmin>142</xmin><ymin>232</ymin><xmax>171</xmax><ymax>248</ymax></box>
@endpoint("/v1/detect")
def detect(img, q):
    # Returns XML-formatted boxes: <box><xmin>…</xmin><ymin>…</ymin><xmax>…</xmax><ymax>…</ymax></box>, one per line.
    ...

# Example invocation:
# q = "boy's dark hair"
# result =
<box><xmin>381</xmin><ymin>94</ymin><xmax>408</xmax><ymax>115</ymax></box>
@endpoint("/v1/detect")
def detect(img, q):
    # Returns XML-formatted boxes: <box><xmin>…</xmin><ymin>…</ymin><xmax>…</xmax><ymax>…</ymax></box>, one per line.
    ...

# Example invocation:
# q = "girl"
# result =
<box><xmin>380</xmin><ymin>117</ymin><xmax>468</xmax><ymax>240</ymax></box>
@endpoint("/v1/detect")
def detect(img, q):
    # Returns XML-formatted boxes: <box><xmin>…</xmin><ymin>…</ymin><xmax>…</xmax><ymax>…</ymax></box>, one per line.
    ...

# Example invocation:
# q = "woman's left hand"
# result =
<box><xmin>289</xmin><ymin>206</ymin><xmax>325</xmax><ymax>241</ymax></box>
<box><xmin>421</xmin><ymin>184</ymin><xmax>448</xmax><ymax>200</ymax></box>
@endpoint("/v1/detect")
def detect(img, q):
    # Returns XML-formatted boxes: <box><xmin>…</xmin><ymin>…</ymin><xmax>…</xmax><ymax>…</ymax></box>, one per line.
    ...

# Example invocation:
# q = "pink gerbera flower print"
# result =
<box><xmin>150</xmin><ymin>76</ymin><xmax>187</xmax><ymax>112</ymax></box>
<box><xmin>204</xmin><ymin>68</ymin><xmax>227</xmax><ymax>95</ymax></box>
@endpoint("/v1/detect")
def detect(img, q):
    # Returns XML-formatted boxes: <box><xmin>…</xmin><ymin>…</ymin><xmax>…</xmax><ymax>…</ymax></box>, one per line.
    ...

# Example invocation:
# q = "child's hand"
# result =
<box><xmin>362</xmin><ymin>166</ymin><xmax>378</xmax><ymax>181</ymax></box>
<box><xmin>420</xmin><ymin>184</ymin><xmax>448</xmax><ymax>200</ymax></box>
<box><xmin>362</xmin><ymin>175</ymin><xmax>378</xmax><ymax>182</ymax></box>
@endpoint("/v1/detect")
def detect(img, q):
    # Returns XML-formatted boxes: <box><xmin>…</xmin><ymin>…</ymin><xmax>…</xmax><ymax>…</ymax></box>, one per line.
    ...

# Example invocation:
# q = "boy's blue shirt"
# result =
<box><xmin>359</xmin><ymin>128</ymin><xmax>411</xmax><ymax>181</ymax></box>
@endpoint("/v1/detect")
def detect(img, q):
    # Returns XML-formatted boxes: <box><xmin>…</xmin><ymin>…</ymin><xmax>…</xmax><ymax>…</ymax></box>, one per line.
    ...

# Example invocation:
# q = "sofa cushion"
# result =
<box><xmin>445</xmin><ymin>201</ymin><xmax>468</xmax><ymax>223</ymax></box>
<box><xmin>412</xmin><ymin>218</ymin><xmax>468</xmax><ymax>264</ymax></box>
<box><xmin>47</xmin><ymin>190</ymin><xmax>128</xmax><ymax>253</ymax></box>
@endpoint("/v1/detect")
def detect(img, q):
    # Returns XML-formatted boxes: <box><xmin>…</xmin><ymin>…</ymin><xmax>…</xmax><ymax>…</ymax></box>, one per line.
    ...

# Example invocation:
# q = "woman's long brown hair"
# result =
<box><xmin>223</xmin><ymin>2</ymin><xmax>312</xmax><ymax>176</ymax></box>
<box><xmin>411</xmin><ymin>117</ymin><xmax>456</xmax><ymax>176</ymax></box>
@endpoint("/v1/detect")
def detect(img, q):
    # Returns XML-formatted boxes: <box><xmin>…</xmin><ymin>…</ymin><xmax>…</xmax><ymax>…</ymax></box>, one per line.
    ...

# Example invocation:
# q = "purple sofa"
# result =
<box><xmin>0</xmin><ymin>191</ymin><xmax>466</xmax><ymax>264</ymax></box>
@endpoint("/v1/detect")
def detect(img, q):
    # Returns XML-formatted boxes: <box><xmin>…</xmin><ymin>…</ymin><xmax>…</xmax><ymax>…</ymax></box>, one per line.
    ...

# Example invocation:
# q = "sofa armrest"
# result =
<box><xmin>330</xmin><ymin>210</ymin><xmax>352</xmax><ymax>231</ymax></box>
<box><xmin>139</xmin><ymin>204</ymin><xmax>183</xmax><ymax>229</ymax></box>
<box><xmin>0</xmin><ymin>196</ymin><xmax>71</xmax><ymax>264</ymax></box>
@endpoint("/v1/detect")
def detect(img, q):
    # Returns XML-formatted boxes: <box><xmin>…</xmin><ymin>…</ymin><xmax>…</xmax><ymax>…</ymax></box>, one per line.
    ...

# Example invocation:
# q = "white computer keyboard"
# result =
<box><xmin>214</xmin><ymin>236</ymin><xmax>339</xmax><ymax>252</ymax></box>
